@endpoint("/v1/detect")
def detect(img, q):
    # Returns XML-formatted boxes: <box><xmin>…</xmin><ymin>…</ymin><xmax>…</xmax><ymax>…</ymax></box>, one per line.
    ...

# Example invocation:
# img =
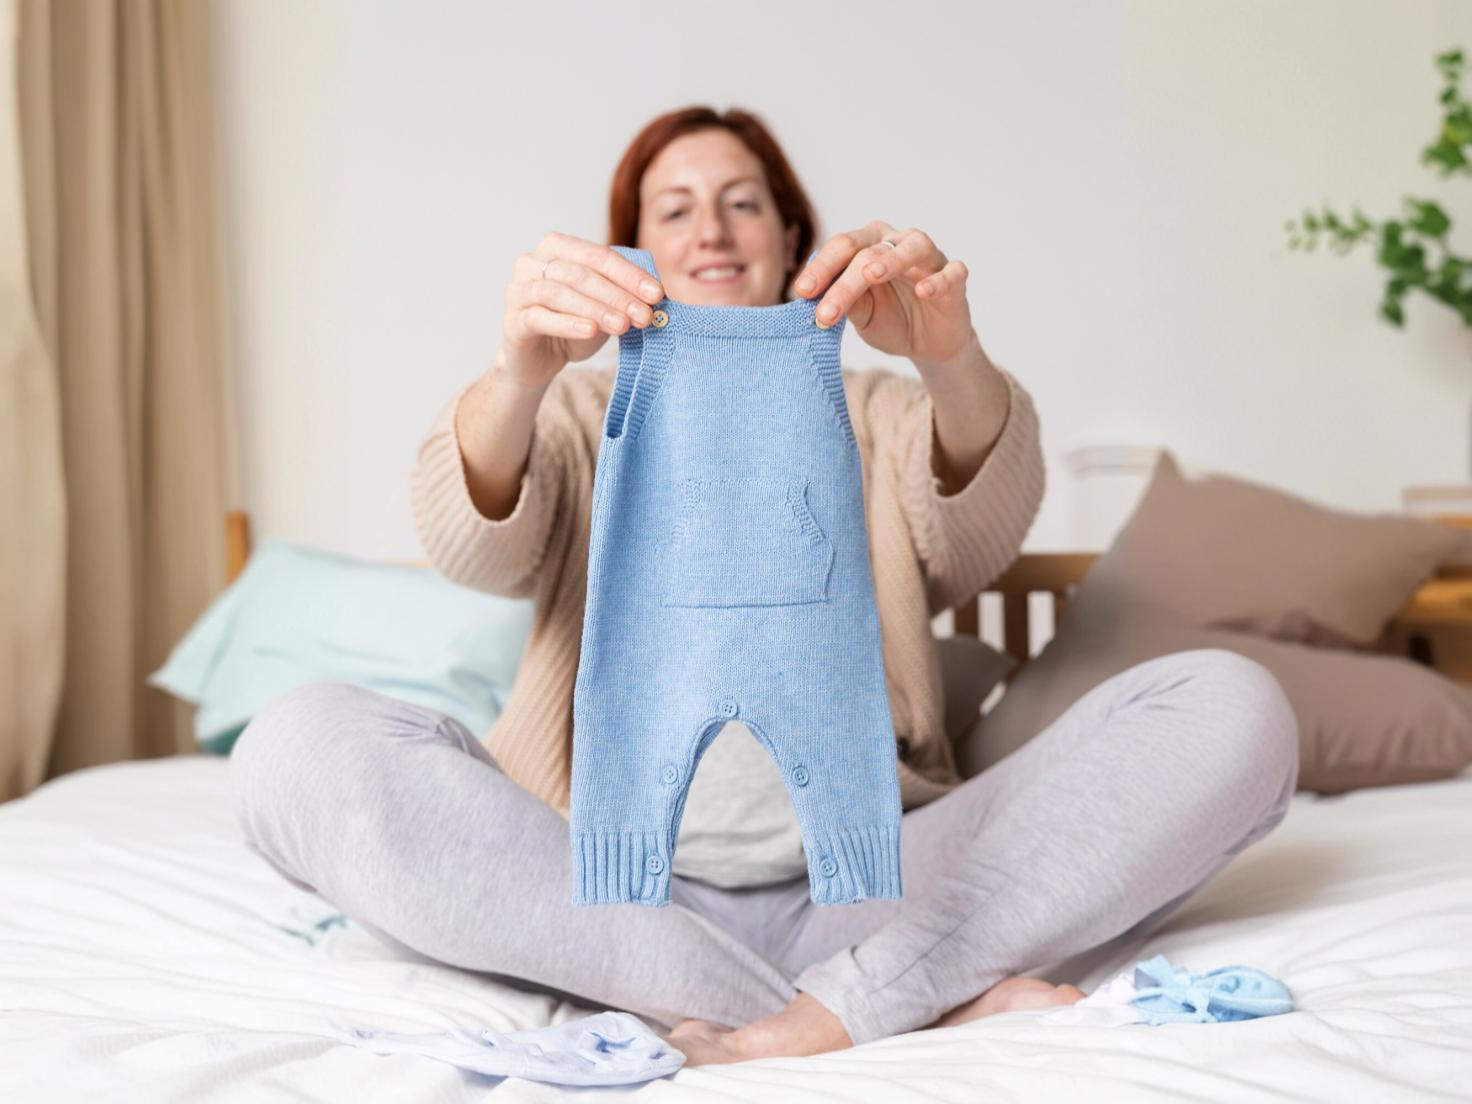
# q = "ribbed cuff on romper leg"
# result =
<box><xmin>804</xmin><ymin>824</ymin><xmax>902</xmax><ymax>906</ymax></box>
<box><xmin>571</xmin><ymin>829</ymin><xmax>672</xmax><ymax>907</ymax></box>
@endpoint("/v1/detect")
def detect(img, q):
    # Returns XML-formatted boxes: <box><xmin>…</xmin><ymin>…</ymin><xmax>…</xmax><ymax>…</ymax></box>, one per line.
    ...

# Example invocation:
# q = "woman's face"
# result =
<box><xmin>636</xmin><ymin>128</ymin><xmax>800</xmax><ymax>308</ymax></box>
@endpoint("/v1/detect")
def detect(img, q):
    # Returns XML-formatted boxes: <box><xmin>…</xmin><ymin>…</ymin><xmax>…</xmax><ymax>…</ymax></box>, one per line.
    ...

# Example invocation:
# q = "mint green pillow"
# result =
<box><xmin>148</xmin><ymin>537</ymin><xmax>535</xmax><ymax>755</ymax></box>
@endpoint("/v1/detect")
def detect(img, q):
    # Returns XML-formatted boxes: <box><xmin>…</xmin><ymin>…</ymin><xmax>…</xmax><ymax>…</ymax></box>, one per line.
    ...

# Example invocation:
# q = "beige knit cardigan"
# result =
<box><xmin>410</xmin><ymin>360</ymin><xmax>1045</xmax><ymax>818</ymax></box>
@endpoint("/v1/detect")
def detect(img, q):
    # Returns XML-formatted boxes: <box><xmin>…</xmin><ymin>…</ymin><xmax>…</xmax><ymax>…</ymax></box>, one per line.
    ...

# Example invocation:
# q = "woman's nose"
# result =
<box><xmin>696</xmin><ymin>207</ymin><xmax>732</xmax><ymax>245</ymax></box>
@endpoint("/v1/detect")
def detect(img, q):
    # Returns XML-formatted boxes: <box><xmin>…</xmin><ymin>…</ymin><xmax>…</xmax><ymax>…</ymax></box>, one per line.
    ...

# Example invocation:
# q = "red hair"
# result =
<box><xmin>607</xmin><ymin>106</ymin><xmax>819</xmax><ymax>301</ymax></box>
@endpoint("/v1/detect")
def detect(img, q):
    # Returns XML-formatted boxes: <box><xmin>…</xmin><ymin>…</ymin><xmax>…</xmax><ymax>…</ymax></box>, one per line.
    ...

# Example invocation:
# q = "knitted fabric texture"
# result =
<box><xmin>569</xmin><ymin>246</ymin><xmax>904</xmax><ymax>908</ymax></box>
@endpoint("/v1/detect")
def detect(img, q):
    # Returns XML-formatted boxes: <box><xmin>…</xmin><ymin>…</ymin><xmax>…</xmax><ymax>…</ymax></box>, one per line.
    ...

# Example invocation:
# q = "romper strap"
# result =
<box><xmin>602</xmin><ymin>318</ymin><xmax>643</xmax><ymax>440</ymax></box>
<box><xmin>605</xmin><ymin>246</ymin><xmax>668</xmax><ymax>443</ymax></box>
<box><xmin>807</xmin><ymin>322</ymin><xmax>856</xmax><ymax>450</ymax></box>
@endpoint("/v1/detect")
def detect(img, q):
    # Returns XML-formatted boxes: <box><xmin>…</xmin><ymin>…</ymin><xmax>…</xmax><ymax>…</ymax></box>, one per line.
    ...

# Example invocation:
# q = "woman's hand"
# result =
<box><xmin>498</xmin><ymin>233</ymin><xmax>667</xmax><ymax>388</ymax></box>
<box><xmin>794</xmin><ymin>221</ymin><xmax>980</xmax><ymax>370</ymax></box>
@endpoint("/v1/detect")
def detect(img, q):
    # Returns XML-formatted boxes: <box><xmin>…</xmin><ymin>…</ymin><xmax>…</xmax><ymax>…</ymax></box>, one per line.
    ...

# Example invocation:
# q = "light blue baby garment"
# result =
<box><xmin>1128</xmin><ymin>953</ymin><xmax>1295</xmax><ymax>1024</ymax></box>
<box><xmin>569</xmin><ymin>246</ymin><xmax>904</xmax><ymax>908</ymax></box>
<box><xmin>1041</xmin><ymin>954</ymin><xmax>1295</xmax><ymax>1027</ymax></box>
<box><xmin>333</xmin><ymin>1010</ymin><xmax>685</xmax><ymax>1085</ymax></box>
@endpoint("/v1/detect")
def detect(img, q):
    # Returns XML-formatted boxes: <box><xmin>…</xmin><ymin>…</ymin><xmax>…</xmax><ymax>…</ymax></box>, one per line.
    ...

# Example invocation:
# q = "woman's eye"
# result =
<box><xmin>661</xmin><ymin>201</ymin><xmax>758</xmax><ymax>221</ymax></box>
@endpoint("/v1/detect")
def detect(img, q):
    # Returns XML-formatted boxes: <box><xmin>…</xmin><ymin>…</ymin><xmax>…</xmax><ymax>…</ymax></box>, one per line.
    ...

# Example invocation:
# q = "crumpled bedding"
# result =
<box><xmin>1</xmin><ymin>755</ymin><xmax>1468</xmax><ymax>1102</ymax></box>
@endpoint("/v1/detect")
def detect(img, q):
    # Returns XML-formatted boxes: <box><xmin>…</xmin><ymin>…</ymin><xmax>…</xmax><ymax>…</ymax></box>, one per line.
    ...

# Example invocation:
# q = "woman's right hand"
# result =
<box><xmin>497</xmin><ymin>233</ymin><xmax>666</xmax><ymax>388</ymax></box>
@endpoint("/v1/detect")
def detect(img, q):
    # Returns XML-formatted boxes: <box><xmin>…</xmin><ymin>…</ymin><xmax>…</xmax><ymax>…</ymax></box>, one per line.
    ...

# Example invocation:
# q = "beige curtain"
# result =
<box><xmin>1</xmin><ymin>0</ymin><xmax>65</xmax><ymax>800</ymax></box>
<box><xmin>2</xmin><ymin>0</ymin><xmax>231</xmax><ymax>802</ymax></box>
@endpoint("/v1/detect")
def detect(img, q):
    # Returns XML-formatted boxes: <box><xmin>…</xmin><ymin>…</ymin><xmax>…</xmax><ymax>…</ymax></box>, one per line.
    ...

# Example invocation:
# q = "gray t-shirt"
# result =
<box><xmin>664</xmin><ymin>636</ymin><xmax>1017</xmax><ymax>889</ymax></box>
<box><xmin>670</xmin><ymin>721</ymin><xmax>809</xmax><ymax>888</ymax></box>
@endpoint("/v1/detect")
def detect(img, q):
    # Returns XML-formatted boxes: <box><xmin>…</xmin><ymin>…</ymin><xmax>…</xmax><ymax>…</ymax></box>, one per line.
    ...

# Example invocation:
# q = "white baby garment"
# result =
<box><xmin>332</xmin><ymin>1010</ymin><xmax>686</xmax><ymax>1085</ymax></box>
<box><xmin>1039</xmin><ymin>968</ymin><xmax>1146</xmax><ymax>1027</ymax></box>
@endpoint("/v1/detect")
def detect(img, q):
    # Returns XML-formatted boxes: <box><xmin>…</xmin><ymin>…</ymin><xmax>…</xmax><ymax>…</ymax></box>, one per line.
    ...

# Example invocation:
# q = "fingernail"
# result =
<box><xmin>819</xmin><ymin>302</ymin><xmax>838</xmax><ymax>322</ymax></box>
<box><xmin>796</xmin><ymin>273</ymin><xmax>815</xmax><ymax>294</ymax></box>
<box><xmin>641</xmin><ymin>280</ymin><xmax>662</xmax><ymax>300</ymax></box>
<box><xmin>865</xmin><ymin>263</ymin><xmax>885</xmax><ymax>279</ymax></box>
<box><xmin>627</xmin><ymin>302</ymin><xmax>651</xmax><ymax>325</ymax></box>
<box><xmin>604</xmin><ymin>311</ymin><xmax>626</xmax><ymax>330</ymax></box>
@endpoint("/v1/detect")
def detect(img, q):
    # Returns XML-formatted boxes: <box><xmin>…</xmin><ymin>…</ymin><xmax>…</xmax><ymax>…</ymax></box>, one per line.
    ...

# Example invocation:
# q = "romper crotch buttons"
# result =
<box><xmin>818</xmin><ymin>856</ymin><xmax>838</xmax><ymax>878</ymax></box>
<box><xmin>646</xmin><ymin>854</ymin><xmax>665</xmax><ymax>875</ymax></box>
<box><xmin>660</xmin><ymin>764</ymin><xmax>679</xmax><ymax>785</ymax></box>
<box><xmin>718</xmin><ymin>698</ymin><xmax>738</xmax><ymax>718</ymax></box>
<box><xmin>791</xmin><ymin>764</ymin><xmax>810</xmax><ymax>787</ymax></box>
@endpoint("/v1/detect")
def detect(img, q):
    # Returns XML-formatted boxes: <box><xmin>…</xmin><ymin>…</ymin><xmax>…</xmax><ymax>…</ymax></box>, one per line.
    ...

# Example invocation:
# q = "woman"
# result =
<box><xmin>230</xmin><ymin>107</ymin><xmax>1299</xmax><ymax>1066</ymax></box>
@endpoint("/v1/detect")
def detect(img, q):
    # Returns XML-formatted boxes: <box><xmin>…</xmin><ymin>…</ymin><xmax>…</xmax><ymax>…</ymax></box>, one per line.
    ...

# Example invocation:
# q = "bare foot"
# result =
<box><xmin>666</xmin><ymin>992</ymin><xmax>853</xmax><ymax>1067</ymax></box>
<box><xmin>665</xmin><ymin>1016</ymin><xmax>744</xmax><ymax>1067</ymax></box>
<box><xmin>925</xmin><ymin>975</ymin><xmax>1086</xmax><ymax>1030</ymax></box>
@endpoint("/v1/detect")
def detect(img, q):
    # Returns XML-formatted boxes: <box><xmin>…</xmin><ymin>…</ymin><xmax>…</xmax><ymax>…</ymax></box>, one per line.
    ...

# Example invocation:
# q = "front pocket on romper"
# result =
<box><xmin>661</xmin><ymin>477</ymin><xmax>834</xmax><ymax>608</ymax></box>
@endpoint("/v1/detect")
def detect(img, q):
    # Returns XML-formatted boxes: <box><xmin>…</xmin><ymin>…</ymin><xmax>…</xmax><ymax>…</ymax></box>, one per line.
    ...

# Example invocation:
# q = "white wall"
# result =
<box><xmin>211</xmin><ymin>0</ymin><xmax>1472</xmax><ymax>564</ymax></box>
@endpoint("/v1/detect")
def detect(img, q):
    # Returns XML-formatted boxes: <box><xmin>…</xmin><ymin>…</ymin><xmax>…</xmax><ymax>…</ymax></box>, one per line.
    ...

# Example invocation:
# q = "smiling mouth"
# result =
<box><xmin>691</xmin><ymin>265</ymin><xmax>746</xmax><ymax>282</ymax></box>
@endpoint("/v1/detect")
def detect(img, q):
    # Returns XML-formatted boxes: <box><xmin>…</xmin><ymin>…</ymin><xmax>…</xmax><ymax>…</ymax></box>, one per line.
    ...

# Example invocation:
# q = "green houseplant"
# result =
<box><xmin>1287</xmin><ymin>48</ymin><xmax>1472</xmax><ymax>493</ymax></box>
<box><xmin>1286</xmin><ymin>48</ymin><xmax>1471</xmax><ymax>330</ymax></box>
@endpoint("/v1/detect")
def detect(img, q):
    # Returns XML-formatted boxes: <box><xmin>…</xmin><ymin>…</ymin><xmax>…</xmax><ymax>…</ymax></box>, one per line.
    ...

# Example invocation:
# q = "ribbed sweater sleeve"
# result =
<box><xmin>410</xmin><ymin>379</ymin><xmax>566</xmax><ymax>599</ymax></box>
<box><xmin>898</xmin><ymin>364</ymin><xmax>1046</xmax><ymax>616</ymax></box>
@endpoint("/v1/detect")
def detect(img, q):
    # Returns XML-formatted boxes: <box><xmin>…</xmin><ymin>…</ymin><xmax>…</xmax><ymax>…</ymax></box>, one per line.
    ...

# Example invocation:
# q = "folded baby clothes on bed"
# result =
<box><xmin>569</xmin><ymin>245</ymin><xmax>904</xmax><ymax>908</ymax></box>
<box><xmin>1040</xmin><ymin>953</ymin><xmax>1294</xmax><ymax>1027</ymax></box>
<box><xmin>331</xmin><ymin>1010</ymin><xmax>685</xmax><ymax>1086</ymax></box>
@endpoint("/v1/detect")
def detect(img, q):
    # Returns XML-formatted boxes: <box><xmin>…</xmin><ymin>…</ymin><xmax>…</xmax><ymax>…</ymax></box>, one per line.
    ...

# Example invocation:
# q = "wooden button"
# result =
<box><xmin>651</xmin><ymin>309</ymin><xmax>669</xmax><ymax>328</ymax></box>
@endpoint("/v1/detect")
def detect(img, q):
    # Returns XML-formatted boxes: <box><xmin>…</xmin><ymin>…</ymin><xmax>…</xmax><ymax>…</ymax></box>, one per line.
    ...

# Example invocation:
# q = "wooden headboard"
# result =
<box><xmin>953</xmin><ymin>549</ymin><xmax>1472</xmax><ymax>667</ymax></box>
<box><xmin>225</xmin><ymin>509</ymin><xmax>1472</xmax><ymax>677</ymax></box>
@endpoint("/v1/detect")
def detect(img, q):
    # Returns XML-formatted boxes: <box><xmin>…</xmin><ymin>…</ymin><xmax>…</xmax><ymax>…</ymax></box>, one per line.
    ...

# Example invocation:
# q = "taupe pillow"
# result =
<box><xmin>1087</xmin><ymin>450</ymin><xmax>1465</xmax><ymax>648</ymax></box>
<box><xmin>958</xmin><ymin>588</ymin><xmax>1472</xmax><ymax>794</ymax></box>
<box><xmin>936</xmin><ymin>635</ymin><xmax>1018</xmax><ymax>744</ymax></box>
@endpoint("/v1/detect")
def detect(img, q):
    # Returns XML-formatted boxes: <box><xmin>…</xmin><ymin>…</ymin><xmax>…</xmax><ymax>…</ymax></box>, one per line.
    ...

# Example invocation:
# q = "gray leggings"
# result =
<box><xmin>228</xmin><ymin>647</ymin><xmax>1298</xmax><ymax>1046</ymax></box>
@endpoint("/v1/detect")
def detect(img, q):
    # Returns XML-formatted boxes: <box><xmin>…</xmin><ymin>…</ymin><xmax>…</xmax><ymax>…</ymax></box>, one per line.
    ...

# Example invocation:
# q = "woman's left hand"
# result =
<box><xmin>795</xmin><ymin>221</ymin><xmax>979</xmax><ymax>368</ymax></box>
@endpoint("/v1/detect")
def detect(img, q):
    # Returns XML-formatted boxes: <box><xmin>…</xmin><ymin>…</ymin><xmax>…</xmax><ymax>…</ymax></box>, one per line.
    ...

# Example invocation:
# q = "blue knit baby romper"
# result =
<box><xmin>569</xmin><ymin>245</ymin><xmax>904</xmax><ymax>908</ymax></box>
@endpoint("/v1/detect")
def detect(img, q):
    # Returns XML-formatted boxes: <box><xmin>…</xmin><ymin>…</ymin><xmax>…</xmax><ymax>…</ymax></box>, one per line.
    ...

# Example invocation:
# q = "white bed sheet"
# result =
<box><xmin>1</xmin><ymin>754</ymin><xmax>1469</xmax><ymax>1102</ymax></box>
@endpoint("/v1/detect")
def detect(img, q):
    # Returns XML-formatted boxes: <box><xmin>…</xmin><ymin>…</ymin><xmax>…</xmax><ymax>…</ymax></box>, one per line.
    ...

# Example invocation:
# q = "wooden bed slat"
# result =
<box><xmin>226</xmin><ymin>511</ymin><xmax>251</xmax><ymax>586</ymax></box>
<box><xmin>225</xmin><ymin>511</ymin><xmax>1472</xmax><ymax>678</ymax></box>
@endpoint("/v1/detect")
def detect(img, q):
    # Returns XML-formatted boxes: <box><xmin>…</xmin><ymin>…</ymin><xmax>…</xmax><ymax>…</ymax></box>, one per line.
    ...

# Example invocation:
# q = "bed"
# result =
<box><xmin>2</xmin><ymin>512</ymin><xmax>1469</xmax><ymax>1101</ymax></box>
